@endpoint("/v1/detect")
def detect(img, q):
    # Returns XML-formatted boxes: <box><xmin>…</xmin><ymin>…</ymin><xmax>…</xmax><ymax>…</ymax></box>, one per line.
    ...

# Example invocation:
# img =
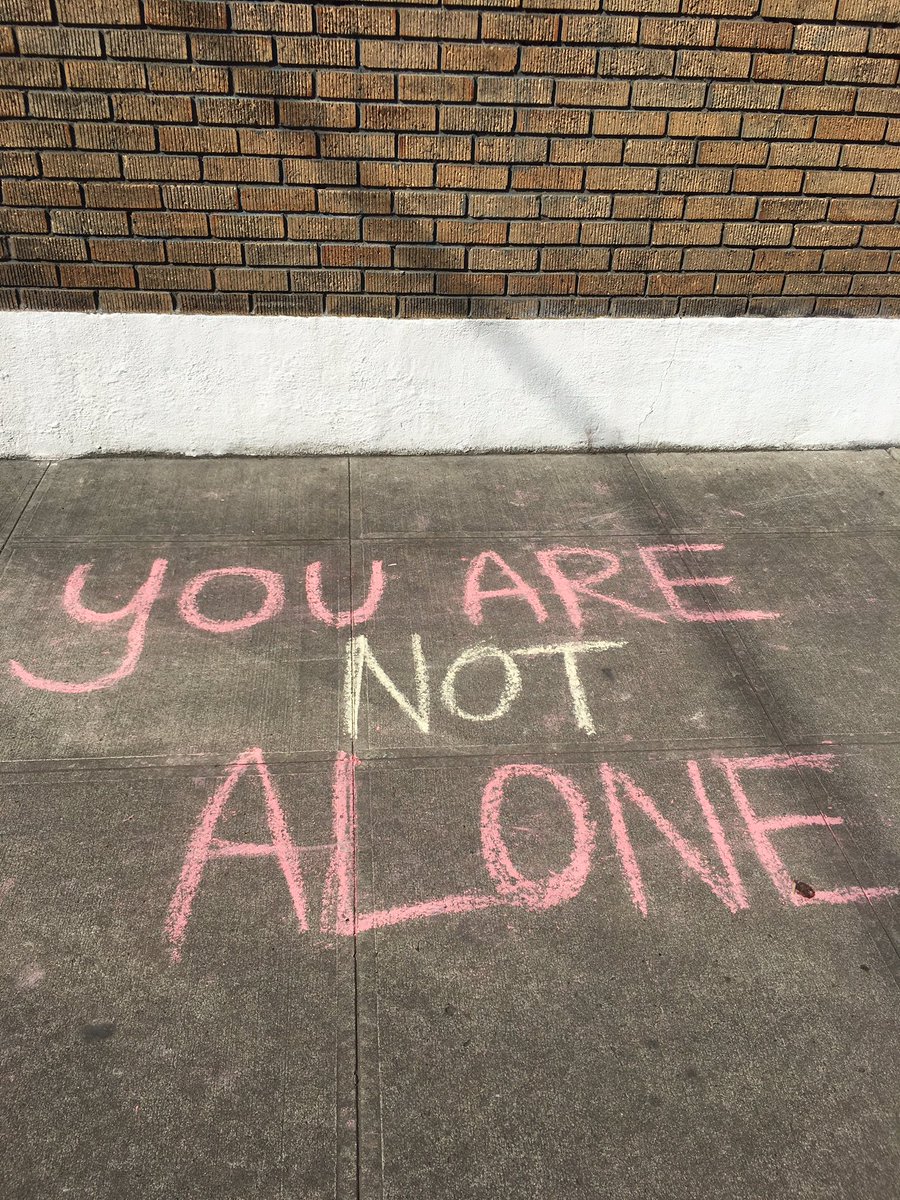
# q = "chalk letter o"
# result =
<box><xmin>179</xmin><ymin>568</ymin><xmax>284</xmax><ymax>634</ymax></box>
<box><xmin>480</xmin><ymin>764</ymin><xmax>596</xmax><ymax>910</ymax></box>
<box><xmin>440</xmin><ymin>645</ymin><xmax>522</xmax><ymax>722</ymax></box>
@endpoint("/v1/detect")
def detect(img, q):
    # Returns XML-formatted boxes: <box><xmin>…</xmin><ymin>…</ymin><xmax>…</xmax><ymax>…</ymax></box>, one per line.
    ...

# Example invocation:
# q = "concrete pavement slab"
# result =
<box><xmin>0</xmin><ymin>451</ymin><xmax>898</xmax><ymax>1200</ymax></box>
<box><xmin>346</xmin><ymin>538</ymin><xmax>776</xmax><ymax>755</ymax></box>
<box><xmin>352</xmin><ymin>455</ymin><xmax>664</xmax><ymax>538</ymax></box>
<box><xmin>0</xmin><ymin>761</ymin><xmax>354</xmax><ymax>1200</ymax></box>
<box><xmin>690</xmin><ymin>535</ymin><xmax>900</xmax><ymax>743</ymax></box>
<box><xmin>0</xmin><ymin>541</ymin><xmax>347</xmax><ymax>762</ymax></box>
<box><xmin>800</xmin><ymin>744</ymin><xmax>900</xmax><ymax>960</ymax></box>
<box><xmin>353</xmin><ymin>751</ymin><xmax>900</xmax><ymax>1200</ymax></box>
<box><xmin>0</xmin><ymin>460</ymin><xmax>46</xmax><ymax>543</ymax></box>
<box><xmin>631</xmin><ymin>449</ymin><xmax>900</xmax><ymax>534</ymax></box>
<box><xmin>15</xmin><ymin>458</ymin><xmax>349</xmax><ymax>542</ymax></box>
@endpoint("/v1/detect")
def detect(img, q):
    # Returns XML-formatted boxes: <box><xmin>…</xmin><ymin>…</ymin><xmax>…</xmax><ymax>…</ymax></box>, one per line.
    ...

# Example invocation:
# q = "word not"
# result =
<box><xmin>9</xmin><ymin>544</ymin><xmax>777</xmax><ymax>695</ymax></box>
<box><xmin>344</xmin><ymin>635</ymin><xmax>625</xmax><ymax>736</ymax></box>
<box><xmin>165</xmin><ymin>748</ymin><xmax>896</xmax><ymax>962</ymax></box>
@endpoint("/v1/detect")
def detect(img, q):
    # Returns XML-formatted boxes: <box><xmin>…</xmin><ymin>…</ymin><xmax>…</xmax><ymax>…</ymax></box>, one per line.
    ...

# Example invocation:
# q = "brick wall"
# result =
<box><xmin>1</xmin><ymin>0</ymin><xmax>898</xmax><ymax>318</ymax></box>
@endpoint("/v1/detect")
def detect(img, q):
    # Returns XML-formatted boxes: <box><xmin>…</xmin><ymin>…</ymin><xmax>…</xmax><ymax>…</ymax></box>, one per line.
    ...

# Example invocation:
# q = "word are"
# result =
<box><xmin>165</xmin><ymin>748</ymin><xmax>897</xmax><ymax>962</ymax></box>
<box><xmin>9</xmin><ymin>544</ymin><xmax>777</xmax><ymax>695</ymax></box>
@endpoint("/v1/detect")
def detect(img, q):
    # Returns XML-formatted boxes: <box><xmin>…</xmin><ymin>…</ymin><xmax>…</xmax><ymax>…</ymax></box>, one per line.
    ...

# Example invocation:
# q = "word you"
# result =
<box><xmin>165</xmin><ymin>747</ymin><xmax>896</xmax><ymax>962</ymax></box>
<box><xmin>9</xmin><ymin>543</ymin><xmax>777</xmax><ymax>696</ymax></box>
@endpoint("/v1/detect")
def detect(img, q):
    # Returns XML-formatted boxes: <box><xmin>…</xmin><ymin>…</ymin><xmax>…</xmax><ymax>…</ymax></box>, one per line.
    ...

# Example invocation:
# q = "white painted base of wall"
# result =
<box><xmin>1</xmin><ymin>312</ymin><xmax>898</xmax><ymax>457</ymax></box>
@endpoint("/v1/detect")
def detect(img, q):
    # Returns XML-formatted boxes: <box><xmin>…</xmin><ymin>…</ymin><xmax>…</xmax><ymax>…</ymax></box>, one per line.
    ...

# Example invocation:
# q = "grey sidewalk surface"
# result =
<box><xmin>1</xmin><ymin>450</ymin><xmax>899</xmax><ymax>1200</ymax></box>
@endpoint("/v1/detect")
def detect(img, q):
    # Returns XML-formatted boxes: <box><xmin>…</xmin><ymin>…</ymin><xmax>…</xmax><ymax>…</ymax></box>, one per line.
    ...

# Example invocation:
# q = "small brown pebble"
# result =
<box><xmin>794</xmin><ymin>880</ymin><xmax>816</xmax><ymax>899</ymax></box>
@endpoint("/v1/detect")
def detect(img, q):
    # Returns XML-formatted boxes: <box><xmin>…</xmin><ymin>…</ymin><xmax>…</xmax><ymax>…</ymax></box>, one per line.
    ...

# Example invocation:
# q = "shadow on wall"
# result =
<box><xmin>284</xmin><ymin>120</ymin><xmax>632</xmax><ymax>447</ymax></box>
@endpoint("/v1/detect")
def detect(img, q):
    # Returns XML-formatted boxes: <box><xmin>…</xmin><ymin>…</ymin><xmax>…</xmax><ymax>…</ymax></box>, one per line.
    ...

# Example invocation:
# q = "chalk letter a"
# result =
<box><xmin>463</xmin><ymin>550</ymin><xmax>548</xmax><ymax>627</ymax></box>
<box><xmin>165</xmin><ymin>747</ymin><xmax>308</xmax><ymax>962</ymax></box>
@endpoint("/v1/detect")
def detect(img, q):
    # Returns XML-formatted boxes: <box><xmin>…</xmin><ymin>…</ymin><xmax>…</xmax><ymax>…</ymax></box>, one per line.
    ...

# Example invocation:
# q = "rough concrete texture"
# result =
<box><xmin>3</xmin><ymin>314</ymin><xmax>900</xmax><ymax>456</ymax></box>
<box><xmin>1</xmin><ymin>450</ymin><xmax>899</xmax><ymax>1200</ymax></box>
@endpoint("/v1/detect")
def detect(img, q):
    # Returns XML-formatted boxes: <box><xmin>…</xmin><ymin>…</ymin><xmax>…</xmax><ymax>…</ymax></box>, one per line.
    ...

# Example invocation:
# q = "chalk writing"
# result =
<box><xmin>8</xmin><ymin>542</ymin><xmax>778</xmax><ymax>697</ymax></box>
<box><xmin>165</xmin><ymin>746</ymin><xmax>310</xmax><ymax>963</ymax></box>
<box><xmin>10</xmin><ymin>558</ymin><xmax>168</xmax><ymax>693</ymax></box>
<box><xmin>166</xmin><ymin>748</ymin><xmax>897</xmax><ymax>960</ymax></box>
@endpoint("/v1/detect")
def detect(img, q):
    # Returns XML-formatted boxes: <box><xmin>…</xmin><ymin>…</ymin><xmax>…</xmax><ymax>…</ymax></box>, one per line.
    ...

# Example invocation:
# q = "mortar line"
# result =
<box><xmin>346</xmin><ymin>454</ymin><xmax>363</xmax><ymax>1200</ymax></box>
<box><xmin>0</xmin><ymin>462</ymin><xmax>51</xmax><ymax>558</ymax></box>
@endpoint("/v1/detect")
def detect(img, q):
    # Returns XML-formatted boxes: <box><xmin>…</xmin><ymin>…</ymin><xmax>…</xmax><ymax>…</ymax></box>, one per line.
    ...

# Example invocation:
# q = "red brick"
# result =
<box><xmin>443</xmin><ymin>44</ymin><xmax>518</xmax><ymax>74</ymax></box>
<box><xmin>598</xmin><ymin>48</ymin><xmax>674</xmax><ymax>76</ymax></box>
<box><xmin>241</xmin><ymin>186</ymin><xmax>315</xmax><ymax>212</ymax></box>
<box><xmin>806</xmin><ymin>170</ymin><xmax>874</xmax><ymax>195</ymax></box>
<box><xmin>41</xmin><ymin>151</ymin><xmax>120</xmax><ymax>179</ymax></box>
<box><xmin>400</xmin><ymin>9</ymin><xmax>478</xmax><ymax>38</ymax></box>
<box><xmin>470</xmin><ymin>194</ymin><xmax>538</xmax><ymax>218</ymax></box>
<box><xmin>365</xmin><ymin>217</ymin><xmax>435</xmax><ymax>243</ymax></box>
<box><xmin>232</xmin><ymin>66</ymin><xmax>312</xmax><ymax>96</ymax></box>
<box><xmin>362</xmin><ymin>40</ymin><xmax>437</xmax><ymax>70</ymax></box>
<box><xmin>437</xmin><ymin>164</ymin><xmax>509</xmax><ymax>190</ymax></box>
<box><xmin>317</xmin><ymin>6</ymin><xmax>396</xmax><ymax>36</ymax></box>
<box><xmin>734</xmin><ymin>168</ymin><xmax>804</xmax><ymax>193</ymax></box>
<box><xmin>291</xmin><ymin>268</ymin><xmax>361</xmax><ymax>292</ymax></box>
<box><xmin>439</xmin><ymin>219</ymin><xmax>509</xmax><ymax>244</ymax></box>
<box><xmin>167</xmin><ymin>239</ymin><xmax>241</xmax><ymax>264</ymax></box>
<box><xmin>443</xmin><ymin>106</ymin><xmax>514</xmax><ymax>133</ymax></box>
<box><xmin>642</xmin><ymin>17</ymin><xmax>715</xmax><ymax>46</ymax></box>
<box><xmin>246</xmin><ymin>243</ymin><xmax>317</xmax><ymax>266</ymax></box>
<box><xmin>322</xmin><ymin>244</ymin><xmax>392</xmax><ymax>268</ymax></box>
<box><xmin>139</xmin><ymin>265</ymin><xmax>213</xmax><ymax>289</ymax></box>
<box><xmin>483</xmin><ymin>12</ymin><xmax>559</xmax><ymax>41</ymax></box>
<box><xmin>17</xmin><ymin>26</ymin><xmax>101</xmax><ymax>55</ymax></box>
<box><xmin>57</xmin><ymin>0</ymin><xmax>140</xmax><ymax>21</ymax></box>
<box><xmin>217</xmin><ymin>268</ymin><xmax>288</xmax><ymax>292</ymax></box>
<box><xmin>718</xmin><ymin>19</ymin><xmax>792</xmax><ymax>49</ymax></box>
<box><xmin>476</xmin><ymin>136</ymin><xmax>547</xmax><ymax>164</ymax></box>
<box><xmin>231</xmin><ymin>2</ymin><xmax>312</xmax><ymax>32</ymax></box>
<box><xmin>4</xmin><ymin>179</ymin><xmax>80</xmax><ymax>206</ymax></box>
<box><xmin>145</xmin><ymin>0</ymin><xmax>227</xmax><ymax>29</ymax></box>
<box><xmin>363</xmin><ymin>104</ymin><xmax>435</xmax><ymax>132</ymax></box>
<box><xmin>60</xmin><ymin>263</ymin><xmax>136</xmax><ymax>288</ymax></box>
<box><xmin>196</xmin><ymin>97</ymin><xmax>275</xmax><ymax>125</ymax></box>
<box><xmin>10</xmin><ymin>235</ymin><xmax>85</xmax><ymax>260</ymax></box>
<box><xmin>396</xmin><ymin>74</ymin><xmax>469</xmax><ymax>104</ymax></box>
<box><xmin>89</xmin><ymin>238</ymin><xmax>165</xmax><ymax>263</ymax></box>
<box><xmin>521</xmin><ymin>46</ymin><xmax>596</xmax><ymax>74</ymax></box>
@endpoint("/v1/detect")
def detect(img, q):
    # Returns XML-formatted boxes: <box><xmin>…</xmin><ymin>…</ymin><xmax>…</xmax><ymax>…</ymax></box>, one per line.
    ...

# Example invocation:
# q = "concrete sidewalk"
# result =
<box><xmin>1</xmin><ymin>450</ymin><xmax>899</xmax><ymax>1199</ymax></box>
